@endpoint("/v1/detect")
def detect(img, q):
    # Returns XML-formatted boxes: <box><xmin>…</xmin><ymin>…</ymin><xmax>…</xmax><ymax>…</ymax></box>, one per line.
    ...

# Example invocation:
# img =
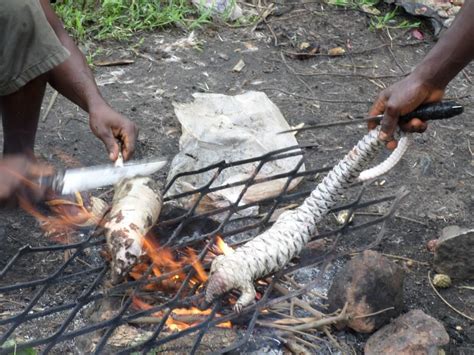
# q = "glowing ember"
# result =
<box><xmin>132</xmin><ymin>296</ymin><xmax>231</xmax><ymax>331</ymax></box>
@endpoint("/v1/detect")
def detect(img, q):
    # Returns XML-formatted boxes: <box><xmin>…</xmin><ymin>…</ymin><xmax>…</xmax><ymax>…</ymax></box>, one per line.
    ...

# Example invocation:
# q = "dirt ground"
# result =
<box><xmin>1</xmin><ymin>1</ymin><xmax>473</xmax><ymax>353</ymax></box>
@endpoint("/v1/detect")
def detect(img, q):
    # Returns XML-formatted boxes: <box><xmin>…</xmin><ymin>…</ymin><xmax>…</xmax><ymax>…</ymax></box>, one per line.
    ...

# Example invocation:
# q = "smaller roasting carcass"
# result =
<box><xmin>105</xmin><ymin>176</ymin><xmax>163</xmax><ymax>284</ymax></box>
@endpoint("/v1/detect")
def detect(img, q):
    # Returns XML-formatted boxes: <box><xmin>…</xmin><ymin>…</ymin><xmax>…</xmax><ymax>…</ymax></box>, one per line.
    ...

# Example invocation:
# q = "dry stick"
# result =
<box><xmin>352</xmin><ymin>306</ymin><xmax>394</xmax><ymax>319</ymax></box>
<box><xmin>280</xmin><ymin>51</ymin><xmax>315</xmax><ymax>96</ymax></box>
<box><xmin>262</xmin><ymin>87</ymin><xmax>371</xmax><ymax>104</ymax></box>
<box><xmin>292</xmin><ymin>303</ymin><xmax>348</xmax><ymax>332</ymax></box>
<box><xmin>282</xmin><ymin>336</ymin><xmax>314</xmax><ymax>354</ymax></box>
<box><xmin>290</xmin><ymin>336</ymin><xmax>321</xmax><ymax>352</ymax></box>
<box><xmin>283</xmin><ymin>275</ymin><xmax>327</xmax><ymax>300</ymax></box>
<box><xmin>41</xmin><ymin>90</ymin><xmax>59</xmax><ymax>122</ymax></box>
<box><xmin>323</xmin><ymin>327</ymin><xmax>344</xmax><ymax>353</ymax></box>
<box><xmin>258</xmin><ymin>2</ymin><xmax>278</xmax><ymax>47</ymax></box>
<box><xmin>294</xmin><ymin>71</ymin><xmax>407</xmax><ymax>79</ymax></box>
<box><xmin>458</xmin><ymin>286</ymin><xmax>474</xmax><ymax>291</ymax></box>
<box><xmin>380</xmin><ymin>253</ymin><xmax>429</xmax><ymax>266</ymax></box>
<box><xmin>427</xmin><ymin>271</ymin><xmax>474</xmax><ymax>321</ymax></box>
<box><xmin>273</xmin><ymin>282</ymin><xmax>325</xmax><ymax>318</ymax></box>
<box><xmin>462</xmin><ymin>69</ymin><xmax>473</xmax><ymax>84</ymax></box>
<box><xmin>383</xmin><ymin>29</ymin><xmax>406</xmax><ymax>75</ymax></box>
<box><xmin>395</xmin><ymin>214</ymin><xmax>428</xmax><ymax>226</ymax></box>
<box><xmin>257</xmin><ymin>321</ymin><xmax>325</xmax><ymax>343</ymax></box>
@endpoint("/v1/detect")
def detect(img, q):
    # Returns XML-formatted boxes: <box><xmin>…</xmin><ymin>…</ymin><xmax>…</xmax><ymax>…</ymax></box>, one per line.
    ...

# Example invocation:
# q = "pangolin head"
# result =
<box><xmin>205</xmin><ymin>255</ymin><xmax>237</xmax><ymax>303</ymax></box>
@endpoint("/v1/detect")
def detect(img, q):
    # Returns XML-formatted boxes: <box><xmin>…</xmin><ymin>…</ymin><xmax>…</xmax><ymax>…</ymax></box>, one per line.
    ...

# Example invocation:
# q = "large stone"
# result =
<box><xmin>327</xmin><ymin>250</ymin><xmax>404</xmax><ymax>333</ymax></box>
<box><xmin>364</xmin><ymin>309</ymin><xmax>449</xmax><ymax>355</ymax></box>
<box><xmin>434</xmin><ymin>225</ymin><xmax>474</xmax><ymax>280</ymax></box>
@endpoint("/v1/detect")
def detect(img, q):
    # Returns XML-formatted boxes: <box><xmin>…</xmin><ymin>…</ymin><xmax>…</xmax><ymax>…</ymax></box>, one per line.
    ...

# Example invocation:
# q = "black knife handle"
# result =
<box><xmin>399</xmin><ymin>101</ymin><xmax>464</xmax><ymax>122</ymax></box>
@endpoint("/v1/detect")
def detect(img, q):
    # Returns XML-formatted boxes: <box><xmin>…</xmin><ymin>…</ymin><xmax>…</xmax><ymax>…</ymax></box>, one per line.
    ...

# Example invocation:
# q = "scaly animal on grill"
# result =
<box><xmin>205</xmin><ymin>127</ymin><xmax>410</xmax><ymax>311</ymax></box>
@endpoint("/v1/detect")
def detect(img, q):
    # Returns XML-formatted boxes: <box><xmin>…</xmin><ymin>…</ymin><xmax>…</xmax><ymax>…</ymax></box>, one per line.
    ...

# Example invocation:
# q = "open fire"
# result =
<box><xmin>129</xmin><ymin>234</ymin><xmax>234</xmax><ymax>331</ymax></box>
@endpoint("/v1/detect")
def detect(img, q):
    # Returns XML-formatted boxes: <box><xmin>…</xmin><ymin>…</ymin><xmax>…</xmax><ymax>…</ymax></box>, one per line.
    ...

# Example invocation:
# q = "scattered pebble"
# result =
<box><xmin>365</xmin><ymin>310</ymin><xmax>449</xmax><ymax>354</ymax></box>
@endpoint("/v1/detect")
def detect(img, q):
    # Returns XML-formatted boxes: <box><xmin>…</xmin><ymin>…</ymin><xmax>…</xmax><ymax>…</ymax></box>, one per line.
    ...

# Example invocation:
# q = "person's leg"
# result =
<box><xmin>0</xmin><ymin>74</ymin><xmax>48</xmax><ymax>158</ymax></box>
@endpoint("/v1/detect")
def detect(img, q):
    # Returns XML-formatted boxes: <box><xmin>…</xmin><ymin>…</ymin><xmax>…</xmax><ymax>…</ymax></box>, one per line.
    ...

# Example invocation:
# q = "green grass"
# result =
<box><xmin>327</xmin><ymin>0</ymin><xmax>380</xmax><ymax>8</ymax></box>
<box><xmin>369</xmin><ymin>7</ymin><xmax>421</xmax><ymax>30</ymax></box>
<box><xmin>327</xmin><ymin>0</ymin><xmax>420</xmax><ymax>31</ymax></box>
<box><xmin>54</xmin><ymin>0</ymin><xmax>212</xmax><ymax>42</ymax></box>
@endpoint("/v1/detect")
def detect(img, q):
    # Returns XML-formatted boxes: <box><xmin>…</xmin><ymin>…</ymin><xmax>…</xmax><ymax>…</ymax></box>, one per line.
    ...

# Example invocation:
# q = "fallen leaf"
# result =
<box><xmin>232</xmin><ymin>59</ymin><xmax>246</xmax><ymax>72</ymax></box>
<box><xmin>411</xmin><ymin>29</ymin><xmax>425</xmax><ymax>40</ymax></box>
<box><xmin>94</xmin><ymin>59</ymin><xmax>135</xmax><ymax>67</ymax></box>
<box><xmin>328</xmin><ymin>47</ymin><xmax>346</xmax><ymax>56</ymax></box>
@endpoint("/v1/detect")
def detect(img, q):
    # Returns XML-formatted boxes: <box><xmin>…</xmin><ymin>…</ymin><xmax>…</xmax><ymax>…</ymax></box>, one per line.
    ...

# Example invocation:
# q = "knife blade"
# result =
<box><xmin>277</xmin><ymin>101</ymin><xmax>464</xmax><ymax>134</ymax></box>
<box><xmin>39</xmin><ymin>156</ymin><xmax>168</xmax><ymax>195</ymax></box>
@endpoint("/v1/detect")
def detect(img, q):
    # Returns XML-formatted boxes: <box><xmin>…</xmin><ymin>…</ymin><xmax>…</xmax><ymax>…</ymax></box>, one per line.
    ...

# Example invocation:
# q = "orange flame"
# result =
<box><xmin>216</xmin><ymin>236</ymin><xmax>234</xmax><ymax>256</ymax></box>
<box><xmin>132</xmin><ymin>296</ymin><xmax>231</xmax><ymax>331</ymax></box>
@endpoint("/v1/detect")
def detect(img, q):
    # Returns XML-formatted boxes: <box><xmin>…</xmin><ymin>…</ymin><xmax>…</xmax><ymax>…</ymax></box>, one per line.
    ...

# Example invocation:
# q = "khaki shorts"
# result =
<box><xmin>0</xmin><ymin>0</ymin><xmax>70</xmax><ymax>95</ymax></box>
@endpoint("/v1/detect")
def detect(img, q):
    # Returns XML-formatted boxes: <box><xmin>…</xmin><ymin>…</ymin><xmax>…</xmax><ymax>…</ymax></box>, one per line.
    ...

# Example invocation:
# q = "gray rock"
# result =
<box><xmin>434</xmin><ymin>225</ymin><xmax>474</xmax><ymax>280</ymax></box>
<box><xmin>365</xmin><ymin>309</ymin><xmax>449</xmax><ymax>355</ymax></box>
<box><xmin>328</xmin><ymin>250</ymin><xmax>405</xmax><ymax>333</ymax></box>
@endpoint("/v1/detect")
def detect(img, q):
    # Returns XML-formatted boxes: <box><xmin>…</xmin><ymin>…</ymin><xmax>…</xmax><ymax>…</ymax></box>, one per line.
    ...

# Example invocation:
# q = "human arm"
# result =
<box><xmin>369</xmin><ymin>2</ymin><xmax>474</xmax><ymax>149</ymax></box>
<box><xmin>39</xmin><ymin>0</ymin><xmax>137</xmax><ymax>161</ymax></box>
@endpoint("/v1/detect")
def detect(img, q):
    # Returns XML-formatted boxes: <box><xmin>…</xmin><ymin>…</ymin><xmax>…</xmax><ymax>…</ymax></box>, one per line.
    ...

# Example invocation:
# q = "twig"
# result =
<box><xmin>428</xmin><ymin>271</ymin><xmax>474</xmax><ymax>321</ymax></box>
<box><xmin>381</xmin><ymin>254</ymin><xmax>429</xmax><ymax>266</ymax></box>
<box><xmin>294</xmin><ymin>71</ymin><xmax>407</xmax><ymax>80</ymax></box>
<box><xmin>291</xmin><ymin>335</ymin><xmax>321</xmax><ymax>352</ymax></box>
<box><xmin>280</xmin><ymin>51</ymin><xmax>314</xmax><ymax>95</ymax></box>
<box><xmin>349</xmin><ymin>251</ymin><xmax>429</xmax><ymax>266</ymax></box>
<box><xmin>394</xmin><ymin>214</ymin><xmax>428</xmax><ymax>226</ymax></box>
<box><xmin>273</xmin><ymin>282</ymin><xmax>326</xmax><ymax>318</ymax></box>
<box><xmin>76</xmin><ymin>257</ymin><xmax>93</xmax><ymax>268</ymax></box>
<box><xmin>257</xmin><ymin>320</ymin><xmax>325</xmax><ymax>342</ymax></box>
<box><xmin>262</xmin><ymin>87</ymin><xmax>371</xmax><ymax>104</ymax></box>
<box><xmin>258</xmin><ymin>3</ymin><xmax>278</xmax><ymax>47</ymax></box>
<box><xmin>292</xmin><ymin>303</ymin><xmax>348</xmax><ymax>331</ymax></box>
<box><xmin>383</xmin><ymin>29</ymin><xmax>405</xmax><ymax>75</ymax></box>
<box><xmin>457</xmin><ymin>285</ymin><xmax>474</xmax><ymax>291</ymax></box>
<box><xmin>462</xmin><ymin>69</ymin><xmax>472</xmax><ymax>84</ymax></box>
<box><xmin>323</xmin><ymin>326</ymin><xmax>344</xmax><ymax>353</ymax></box>
<box><xmin>282</xmin><ymin>336</ymin><xmax>314</xmax><ymax>354</ymax></box>
<box><xmin>353</xmin><ymin>306</ymin><xmax>394</xmax><ymax>319</ymax></box>
<box><xmin>94</xmin><ymin>59</ymin><xmax>135</xmax><ymax>67</ymax></box>
<box><xmin>41</xmin><ymin>90</ymin><xmax>59</xmax><ymax>122</ymax></box>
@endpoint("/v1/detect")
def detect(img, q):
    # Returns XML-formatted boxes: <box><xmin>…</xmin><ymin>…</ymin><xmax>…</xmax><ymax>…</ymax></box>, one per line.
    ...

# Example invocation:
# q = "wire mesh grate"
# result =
<box><xmin>0</xmin><ymin>145</ymin><xmax>406</xmax><ymax>354</ymax></box>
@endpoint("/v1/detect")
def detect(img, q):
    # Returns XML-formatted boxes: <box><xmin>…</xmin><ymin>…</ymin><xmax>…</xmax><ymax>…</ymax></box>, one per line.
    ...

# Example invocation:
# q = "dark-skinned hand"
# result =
<box><xmin>89</xmin><ymin>104</ymin><xmax>138</xmax><ymax>161</ymax></box>
<box><xmin>368</xmin><ymin>73</ymin><xmax>445</xmax><ymax>150</ymax></box>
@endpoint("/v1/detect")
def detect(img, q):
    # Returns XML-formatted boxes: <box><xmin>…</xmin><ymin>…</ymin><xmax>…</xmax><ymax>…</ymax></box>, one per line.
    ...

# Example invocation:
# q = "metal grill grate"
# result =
<box><xmin>0</xmin><ymin>145</ymin><xmax>406</xmax><ymax>354</ymax></box>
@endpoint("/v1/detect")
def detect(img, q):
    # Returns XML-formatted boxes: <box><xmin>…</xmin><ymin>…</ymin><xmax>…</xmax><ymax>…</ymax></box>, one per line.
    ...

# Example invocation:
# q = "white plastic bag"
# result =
<box><xmin>166</xmin><ymin>92</ymin><xmax>305</xmax><ymax>215</ymax></box>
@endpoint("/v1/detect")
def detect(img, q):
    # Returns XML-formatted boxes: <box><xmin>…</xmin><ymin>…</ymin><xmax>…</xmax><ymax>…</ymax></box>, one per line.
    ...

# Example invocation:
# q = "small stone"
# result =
<box><xmin>455</xmin><ymin>325</ymin><xmax>463</xmax><ymax>332</ymax></box>
<box><xmin>365</xmin><ymin>310</ymin><xmax>449</xmax><ymax>355</ymax></box>
<box><xmin>328</xmin><ymin>250</ymin><xmax>405</xmax><ymax>333</ymax></box>
<box><xmin>335</xmin><ymin>210</ymin><xmax>353</xmax><ymax>225</ymax></box>
<box><xmin>432</xmin><ymin>273</ymin><xmax>452</xmax><ymax>288</ymax></box>
<box><xmin>433</xmin><ymin>226</ymin><xmax>474</xmax><ymax>280</ymax></box>
<box><xmin>218</xmin><ymin>53</ymin><xmax>229</xmax><ymax>61</ymax></box>
<box><xmin>405</xmin><ymin>260</ymin><xmax>414</xmax><ymax>268</ymax></box>
<box><xmin>426</xmin><ymin>239</ymin><xmax>438</xmax><ymax>252</ymax></box>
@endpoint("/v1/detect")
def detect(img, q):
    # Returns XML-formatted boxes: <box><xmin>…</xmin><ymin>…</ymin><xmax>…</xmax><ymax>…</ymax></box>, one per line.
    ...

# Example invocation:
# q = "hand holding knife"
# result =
<box><xmin>278</xmin><ymin>101</ymin><xmax>464</xmax><ymax>134</ymax></box>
